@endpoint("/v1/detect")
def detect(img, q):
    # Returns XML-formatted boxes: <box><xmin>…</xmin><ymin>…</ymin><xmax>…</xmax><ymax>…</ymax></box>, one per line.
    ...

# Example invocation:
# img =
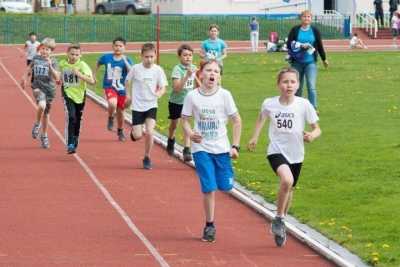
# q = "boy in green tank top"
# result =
<box><xmin>59</xmin><ymin>44</ymin><xmax>95</xmax><ymax>154</ymax></box>
<box><xmin>167</xmin><ymin>44</ymin><xmax>198</xmax><ymax>162</ymax></box>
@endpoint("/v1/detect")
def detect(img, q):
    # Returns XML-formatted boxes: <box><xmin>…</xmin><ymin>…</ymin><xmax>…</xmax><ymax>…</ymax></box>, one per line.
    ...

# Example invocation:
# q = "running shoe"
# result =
<box><xmin>271</xmin><ymin>216</ymin><xmax>286</xmax><ymax>247</ymax></box>
<box><xmin>117</xmin><ymin>129</ymin><xmax>126</xmax><ymax>142</ymax></box>
<box><xmin>40</xmin><ymin>134</ymin><xmax>50</xmax><ymax>149</ymax></box>
<box><xmin>183</xmin><ymin>147</ymin><xmax>192</xmax><ymax>162</ymax></box>
<box><xmin>201</xmin><ymin>226</ymin><xmax>216</xmax><ymax>242</ymax></box>
<box><xmin>107</xmin><ymin>116</ymin><xmax>114</xmax><ymax>131</ymax></box>
<box><xmin>166</xmin><ymin>138</ymin><xmax>175</xmax><ymax>156</ymax></box>
<box><xmin>143</xmin><ymin>156</ymin><xmax>152</xmax><ymax>170</ymax></box>
<box><xmin>31</xmin><ymin>122</ymin><xmax>41</xmax><ymax>139</ymax></box>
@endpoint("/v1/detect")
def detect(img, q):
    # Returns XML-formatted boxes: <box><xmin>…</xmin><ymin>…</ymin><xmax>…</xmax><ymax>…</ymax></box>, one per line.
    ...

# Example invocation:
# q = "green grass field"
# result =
<box><xmin>69</xmin><ymin>51</ymin><xmax>399</xmax><ymax>267</ymax></box>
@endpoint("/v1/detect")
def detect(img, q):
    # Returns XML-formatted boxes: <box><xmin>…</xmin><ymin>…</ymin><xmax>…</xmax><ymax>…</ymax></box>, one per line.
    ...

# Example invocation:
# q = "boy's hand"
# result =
<box><xmin>186</xmin><ymin>66</ymin><xmax>196</xmax><ymax>77</ymax></box>
<box><xmin>323</xmin><ymin>60</ymin><xmax>329</xmax><ymax>68</ymax></box>
<box><xmin>20</xmin><ymin>78</ymin><xmax>26</xmax><ymax>90</ymax></box>
<box><xmin>303</xmin><ymin>131</ymin><xmax>314</xmax><ymax>143</ymax></box>
<box><xmin>230</xmin><ymin>147</ymin><xmax>239</xmax><ymax>159</ymax></box>
<box><xmin>72</xmin><ymin>68</ymin><xmax>82</xmax><ymax>78</ymax></box>
<box><xmin>190</xmin><ymin>132</ymin><xmax>202</xmax><ymax>143</ymax></box>
<box><xmin>247</xmin><ymin>138</ymin><xmax>257</xmax><ymax>152</ymax></box>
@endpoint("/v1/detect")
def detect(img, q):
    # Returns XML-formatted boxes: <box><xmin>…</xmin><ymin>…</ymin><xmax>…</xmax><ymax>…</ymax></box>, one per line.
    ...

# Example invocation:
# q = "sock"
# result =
<box><xmin>206</xmin><ymin>221</ymin><xmax>214</xmax><ymax>228</ymax></box>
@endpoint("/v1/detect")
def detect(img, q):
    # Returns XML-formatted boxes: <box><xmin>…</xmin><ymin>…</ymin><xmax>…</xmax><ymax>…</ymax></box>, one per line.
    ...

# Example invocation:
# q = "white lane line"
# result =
<box><xmin>0</xmin><ymin>60</ymin><xmax>170</xmax><ymax>267</ymax></box>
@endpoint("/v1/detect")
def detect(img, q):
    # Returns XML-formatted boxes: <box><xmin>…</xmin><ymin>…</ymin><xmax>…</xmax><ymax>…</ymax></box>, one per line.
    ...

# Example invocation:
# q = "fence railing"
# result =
<box><xmin>0</xmin><ymin>14</ymin><xmax>345</xmax><ymax>44</ymax></box>
<box><xmin>354</xmin><ymin>13</ymin><xmax>378</xmax><ymax>39</ymax></box>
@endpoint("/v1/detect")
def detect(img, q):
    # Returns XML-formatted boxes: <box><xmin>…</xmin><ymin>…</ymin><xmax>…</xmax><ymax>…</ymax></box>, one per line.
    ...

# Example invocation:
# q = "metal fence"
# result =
<box><xmin>0</xmin><ymin>15</ymin><xmax>346</xmax><ymax>44</ymax></box>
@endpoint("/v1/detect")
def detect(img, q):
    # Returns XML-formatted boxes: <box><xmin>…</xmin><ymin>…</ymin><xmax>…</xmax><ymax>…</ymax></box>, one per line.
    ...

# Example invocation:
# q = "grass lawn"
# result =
<box><xmin>69</xmin><ymin>51</ymin><xmax>399</xmax><ymax>267</ymax></box>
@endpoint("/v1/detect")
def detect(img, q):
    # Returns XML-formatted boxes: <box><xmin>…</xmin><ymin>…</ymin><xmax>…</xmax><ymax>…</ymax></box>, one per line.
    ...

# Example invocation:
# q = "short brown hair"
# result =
<box><xmin>208</xmin><ymin>24</ymin><xmax>220</xmax><ymax>31</ymax></box>
<box><xmin>277</xmin><ymin>67</ymin><xmax>299</xmax><ymax>84</ymax></box>
<box><xmin>67</xmin><ymin>43</ymin><xmax>81</xmax><ymax>52</ymax></box>
<box><xmin>177</xmin><ymin>44</ymin><xmax>193</xmax><ymax>56</ymax></box>
<box><xmin>300</xmin><ymin>10</ymin><xmax>312</xmax><ymax>17</ymax></box>
<box><xmin>41</xmin><ymin>37</ymin><xmax>56</xmax><ymax>50</ymax></box>
<box><xmin>141</xmin><ymin>43</ymin><xmax>156</xmax><ymax>54</ymax></box>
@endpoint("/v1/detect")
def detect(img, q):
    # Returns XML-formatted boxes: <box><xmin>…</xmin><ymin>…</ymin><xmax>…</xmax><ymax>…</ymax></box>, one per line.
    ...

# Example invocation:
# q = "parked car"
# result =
<box><xmin>95</xmin><ymin>0</ymin><xmax>151</xmax><ymax>15</ymax></box>
<box><xmin>0</xmin><ymin>0</ymin><xmax>33</xmax><ymax>13</ymax></box>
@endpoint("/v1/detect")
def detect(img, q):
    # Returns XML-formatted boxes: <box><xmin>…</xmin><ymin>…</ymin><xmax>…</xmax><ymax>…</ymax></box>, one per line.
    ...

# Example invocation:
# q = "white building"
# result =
<box><xmin>151</xmin><ymin>0</ymin><xmax>390</xmax><ymax>16</ymax></box>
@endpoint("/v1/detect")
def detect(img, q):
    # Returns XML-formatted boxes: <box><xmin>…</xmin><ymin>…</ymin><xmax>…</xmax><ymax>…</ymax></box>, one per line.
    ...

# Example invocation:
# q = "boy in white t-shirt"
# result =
<box><xmin>181</xmin><ymin>60</ymin><xmax>242</xmax><ymax>243</ymax></box>
<box><xmin>125</xmin><ymin>43</ymin><xmax>168</xmax><ymax>170</ymax></box>
<box><xmin>247</xmin><ymin>67</ymin><xmax>321</xmax><ymax>247</ymax></box>
<box><xmin>24</xmin><ymin>32</ymin><xmax>40</xmax><ymax>66</ymax></box>
<box><xmin>349</xmin><ymin>33</ymin><xmax>367</xmax><ymax>49</ymax></box>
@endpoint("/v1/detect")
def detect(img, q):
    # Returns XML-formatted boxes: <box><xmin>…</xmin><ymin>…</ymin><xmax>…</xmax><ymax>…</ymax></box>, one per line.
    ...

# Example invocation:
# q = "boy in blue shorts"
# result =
<box><xmin>182</xmin><ymin>60</ymin><xmax>242</xmax><ymax>242</ymax></box>
<box><xmin>166</xmin><ymin>44</ymin><xmax>197</xmax><ymax>161</ymax></box>
<box><xmin>200</xmin><ymin>24</ymin><xmax>228</xmax><ymax>73</ymax></box>
<box><xmin>95</xmin><ymin>37</ymin><xmax>133</xmax><ymax>141</ymax></box>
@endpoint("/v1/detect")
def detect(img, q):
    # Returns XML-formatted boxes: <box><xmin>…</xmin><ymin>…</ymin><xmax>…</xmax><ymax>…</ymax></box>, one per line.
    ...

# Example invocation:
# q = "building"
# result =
<box><xmin>151</xmin><ymin>0</ymin><xmax>390</xmax><ymax>16</ymax></box>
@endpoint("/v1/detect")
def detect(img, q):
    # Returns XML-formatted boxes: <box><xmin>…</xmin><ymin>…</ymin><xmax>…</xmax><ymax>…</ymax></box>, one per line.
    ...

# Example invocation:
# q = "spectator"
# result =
<box><xmin>349</xmin><ymin>33</ymin><xmax>368</xmax><ymax>49</ymax></box>
<box><xmin>389</xmin><ymin>0</ymin><xmax>399</xmax><ymax>24</ymax></box>
<box><xmin>286</xmin><ymin>10</ymin><xmax>328</xmax><ymax>112</ymax></box>
<box><xmin>374</xmin><ymin>0</ymin><xmax>384</xmax><ymax>28</ymax></box>
<box><xmin>249</xmin><ymin>17</ymin><xmax>259</xmax><ymax>52</ymax></box>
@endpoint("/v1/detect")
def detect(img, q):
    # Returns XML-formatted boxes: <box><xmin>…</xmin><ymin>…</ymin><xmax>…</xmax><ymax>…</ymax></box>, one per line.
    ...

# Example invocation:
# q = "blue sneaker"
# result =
<box><xmin>143</xmin><ymin>156</ymin><xmax>152</xmax><ymax>170</ymax></box>
<box><xmin>67</xmin><ymin>143</ymin><xmax>76</xmax><ymax>154</ymax></box>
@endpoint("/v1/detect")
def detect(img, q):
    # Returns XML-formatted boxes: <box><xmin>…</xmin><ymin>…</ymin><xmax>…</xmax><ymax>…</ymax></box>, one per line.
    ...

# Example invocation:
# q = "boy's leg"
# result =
<box><xmin>63</xmin><ymin>96</ymin><xmax>77</xmax><ymax>149</ymax></box>
<box><xmin>144</xmin><ymin>117</ymin><xmax>156</xmax><ymax>158</ymax></box>
<box><xmin>167</xmin><ymin>119</ymin><xmax>178</xmax><ymax>155</ymax></box>
<box><xmin>74</xmin><ymin>100</ymin><xmax>85</xmax><ymax>148</ymax></box>
<box><xmin>105</xmin><ymin>89</ymin><xmax>118</xmax><ymax>131</ymax></box>
<box><xmin>203</xmin><ymin>191</ymin><xmax>215</xmax><ymax>223</ymax></box>
<box><xmin>116</xmin><ymin>94</ymin><xmax>129</xmax><ymax>141</ymax></box>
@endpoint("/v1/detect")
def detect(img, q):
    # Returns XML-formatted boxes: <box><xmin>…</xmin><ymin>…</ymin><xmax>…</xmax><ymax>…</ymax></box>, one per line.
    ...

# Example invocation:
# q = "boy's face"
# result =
<box><xmin>179</xmin><ymin>49</ymin><xmax>193</xmax><ymax>66</ymax></box>
<box><xmin>141</xmin><ymin>49</ymin><xmax>156</xmax><ymax>67</ymax></box>
<box><xmin>29</xmin><ymin>35</ymin><xmax>37</xmax><ymax>42</ymax></box>
<box><xmin>278</xmin><ymin>72</ymin><xmax>299</xmax><ymax>97</ymax></box>
<box><xmin>200</xmin><ymin>61</ymin><xmax>220</xmax><ymax>88</ymax></box>
<box><xmin>209</xmin><ymin>28</ymin><xmax>219</xmax><ymax>39</ymax></box>
<box><xmin>112</xmin><ymin>41</ymin><xmax>125</xmax><ymax>56</ymax></box>
<box><xmin>39</xmin><ymin>46</ymin><xmax>52</xmax><ymax>58</ymax></box>
<box><xmin>67</xmin><ymin>48</ymin><xmax>81</xmax><ymax>64</ymax></box>
<box><xmin>301</xmin><ymin>13</ymin><xmax>312</xmax><ymax>26</ymax></box>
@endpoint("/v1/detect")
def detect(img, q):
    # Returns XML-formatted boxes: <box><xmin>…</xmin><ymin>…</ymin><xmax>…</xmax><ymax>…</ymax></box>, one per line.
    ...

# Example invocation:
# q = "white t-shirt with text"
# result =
<box><xmin>126</xmin><ymin>63</ymin><xmax>168</xmax><ymax>112</ymax></box>
<box><xmin>261</xmin><ymin>96</ymin><xmax>318</xmax><ymax>163</ymax></box>
<box><xmin>182</xmin><ymin>87</ymin><xmax>238</xmax><ymax>154</ymax></box>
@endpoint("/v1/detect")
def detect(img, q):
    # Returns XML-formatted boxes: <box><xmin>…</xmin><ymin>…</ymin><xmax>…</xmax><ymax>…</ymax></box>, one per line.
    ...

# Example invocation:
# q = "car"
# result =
<box><xmin>95</xmin><ymin>0</ymin><xmax>151</xmax><ymax>15</ymax></box>
<box><xmin>0</xmin><ymin>0</ymin><xmax>33</xmax><ymax>13</ymax></box>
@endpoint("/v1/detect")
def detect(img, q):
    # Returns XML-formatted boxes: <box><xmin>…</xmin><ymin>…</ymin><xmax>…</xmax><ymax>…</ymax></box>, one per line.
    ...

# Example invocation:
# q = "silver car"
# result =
<box><xmin>95</xmin><ymin>0</ymin><xmax>151</xmax><ymax>15</ymax></box>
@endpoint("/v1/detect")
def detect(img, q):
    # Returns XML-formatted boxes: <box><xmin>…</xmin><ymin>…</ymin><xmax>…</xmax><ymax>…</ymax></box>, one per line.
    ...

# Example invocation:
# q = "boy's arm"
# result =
<box><xmin>229</xmin><ymin>113</ymin><xmax>242</xmax><ymax>159</ymax></box>
<box><xmin>20</xmin><ymin>63</ymin><xmax>33</xmax><ymax>90</ymax></box>
<box><xmin>182</xmin><ymin>115</ymin><xmax>202</xmax><ymax>143</ymax></box>
<box><xmin>303</xmin><ymin>122</ymin><xmax>321</xmax><ymax>143</ymax></box>
<box><xmin>247</xmin><ymin>112</ymin><xmax>267</xmax><ymax>151</ymax></box>
<box><xmin>172</xmin><ymin>67</ymin><xmax>194</xmax><ymax>92</ymax></box>
<box><xmin>125</xmin><ymin>68</ymin><xmax>134</xmax><ymax>99</ymax></box>
<box><xmin>73</xmin><ymin>68</ymin><xmax>95</xmax><ymax>85</ymax></box>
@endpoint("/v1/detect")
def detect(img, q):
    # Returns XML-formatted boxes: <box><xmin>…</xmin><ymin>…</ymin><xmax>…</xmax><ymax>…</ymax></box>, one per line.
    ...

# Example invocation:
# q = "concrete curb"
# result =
<box><xmin>86</xmin><ymin>89</ymin><xmax>369</xmax><ymax>267</ymax></box>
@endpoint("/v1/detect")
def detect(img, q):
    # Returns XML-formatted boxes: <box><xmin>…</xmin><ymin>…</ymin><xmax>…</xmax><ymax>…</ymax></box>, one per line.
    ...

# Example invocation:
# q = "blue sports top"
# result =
<box><xmin>249</xmin><ymin>21</ymin><xmax>259</xmax><ymax>32</ymax></box>
<box><xmin>97</xmin><ymin>53</ymin><xmax>133</xmax><ymax>95</ymax></box>
<box><xmin>296</xmin><ymin>27</ymin><xmax>316</xmax><ymax>64</ymax></box>
<box><xmin>201</xmin><ymin>38</ymin><xmax>227</xmax><ymax>63</ymax></box>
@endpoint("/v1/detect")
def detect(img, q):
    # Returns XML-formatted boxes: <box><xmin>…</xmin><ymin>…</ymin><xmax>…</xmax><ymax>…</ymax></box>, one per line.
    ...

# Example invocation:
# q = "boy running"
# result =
<box><xmin>59</xmin><ymin>44</ymin><xmax>95</xmax><ymax>154</ymax></box>
<box><xmin>247</xmin><ymin>67</ymin><xmax>321</xmax><ymax>247</ymax></box>
<box><xmin>181</xmin><ymin>60</ymin><xmax>242</xmax><ymax>242</ymax></box>
<box><xmin>95</xmin><ymin>37</ymin><xmax>133</xmax><ymax>141</ymax></box>
<box><xmin>125</xmin><ymin>43</ymin><xmax>168</xmax><ymax>169</ymax></box>
<box><xmin>21</xmin><ymin>37</ymin><xmax>60</xmax><ymax>149</ymax></box>
<box><xmin>166</xmin><ymin>44</ymin><xmax>197</xmax><ymax>161</ymax></box>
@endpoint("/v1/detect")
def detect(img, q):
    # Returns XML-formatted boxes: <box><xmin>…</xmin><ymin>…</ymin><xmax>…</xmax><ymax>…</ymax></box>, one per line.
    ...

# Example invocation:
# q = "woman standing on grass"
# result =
<box><xmin>286</xmin><ymin>10</ymin><xmax>328</xmax><ymax>113</ymax></box>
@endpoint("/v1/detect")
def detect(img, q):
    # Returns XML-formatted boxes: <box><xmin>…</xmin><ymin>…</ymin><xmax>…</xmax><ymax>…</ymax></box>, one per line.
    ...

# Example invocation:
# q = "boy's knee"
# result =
<box><xmin>130</xmin><ymin>130</ymin><xmax>142</xmax><ymax>141</ymax></box>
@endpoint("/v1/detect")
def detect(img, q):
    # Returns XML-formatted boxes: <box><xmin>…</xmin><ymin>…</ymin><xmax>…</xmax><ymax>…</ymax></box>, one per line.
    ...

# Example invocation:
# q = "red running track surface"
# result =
<box><xmin>0</xmin><ymin>45</ymin><xmax>335</xmax><ymax>267</ymax></box>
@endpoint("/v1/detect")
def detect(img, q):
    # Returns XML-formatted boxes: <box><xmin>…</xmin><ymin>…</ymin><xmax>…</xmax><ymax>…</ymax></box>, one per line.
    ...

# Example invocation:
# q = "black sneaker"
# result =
<box><xmin>166</xmin><ymin>138</ymin><xmax>175</xmax><ymax>156</ymax></box>
<box><xmin>143</xmin><ymin>156</ymin><xmax>152</xmax><ymax>170</ymax></box>
<box><xmin>67</xmin><ymin>143</ymin><xmax>76</xmax><ymax>154</ymax></box>
<box><xmin>107</xmin><ymin>116</ymin><xmax>114</xmax><ymax>131</ymax></box>
<box><xmin>183</xmin><ymin>147</ymin><xmax>192</xmax><ymax>162</ymax></box>
<box><xmin>201</xmin><ymin>226</ymin><xmax>216</xmax><ymax>242</ymax></box>
<box><xmin>31</xmin><ymin>122</ymin><xmax>41</xmax><ymax>139</ymax></box>
<box><xmin>271</xmin><ymin>217</ymin><xmax>286</xmax><ymax>247</ymax></box>
<box><xmin>117</xmin><ymin>129</ymin><xmax>126</xmax><ymax>142</ymax></box>
<box><xmin>40</xmin><ymin>134</ymin><xmax>50</xmax><ymax>149</ymax></box>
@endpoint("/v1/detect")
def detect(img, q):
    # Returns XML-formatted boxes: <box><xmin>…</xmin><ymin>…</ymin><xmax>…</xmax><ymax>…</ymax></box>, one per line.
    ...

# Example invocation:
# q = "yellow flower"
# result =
<box><xmin>365</xmin><ymin>243</ymin><xmax>373</xmax><ymax>248</ymax></box>
<box><xmin>371</xmin><ymin>252</ymin><xmax>379</xmax><ymax>257</ymax></box>
<box><xmin>382</xmin><ymin>244</ymin><xmax>390</xmax><ymax>249</ymax></box>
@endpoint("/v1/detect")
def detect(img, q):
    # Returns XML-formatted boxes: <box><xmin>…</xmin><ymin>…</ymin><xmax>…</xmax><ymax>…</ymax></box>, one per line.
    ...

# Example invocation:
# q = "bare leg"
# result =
<box><xmin>116</xmin><ymin>107</ymin><xmax>124</xmax><ymax>129</ymax></box>
<box><xmin>276</xmin><ymin>165</ymin><xmax>294</xmax><ymax>217</ymax></box>
<box><xmin>144</xmin><ymin>118</ymin><xmax>156</xmax><ymax>157</ymax></box>
<box><xmin>203</xmin><ymin>191</ymin><xmax>215</xmax><ymax>222</ymax></box>
<box><xmin>107</xmin><ymin>98</ymin><xmax>117</xmax><ymax>118</ymax></box>
<box><xmin>168</xmin><ymin>119</ymin><xmax>178</xmax><ymax>139</ymax></box>
<box><xmin>41</xmin><ymin>113</ymin><xmax>49</xmax><ymax>135</ymax></box>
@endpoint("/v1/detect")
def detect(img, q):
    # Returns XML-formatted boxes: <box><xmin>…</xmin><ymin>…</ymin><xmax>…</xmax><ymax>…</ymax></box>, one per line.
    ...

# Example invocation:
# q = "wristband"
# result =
<box><xmin>232</xmin><ymin>145</ymin><xmax>240</xmax><ymax>152</ymax></box>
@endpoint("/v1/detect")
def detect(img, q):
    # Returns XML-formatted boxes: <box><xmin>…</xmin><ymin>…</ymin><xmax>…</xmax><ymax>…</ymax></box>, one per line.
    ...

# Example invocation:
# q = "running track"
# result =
<box><xmin>0</xmin><ymin>39</ymin><xmax>383</xmax><ymax>266</ymax></box>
